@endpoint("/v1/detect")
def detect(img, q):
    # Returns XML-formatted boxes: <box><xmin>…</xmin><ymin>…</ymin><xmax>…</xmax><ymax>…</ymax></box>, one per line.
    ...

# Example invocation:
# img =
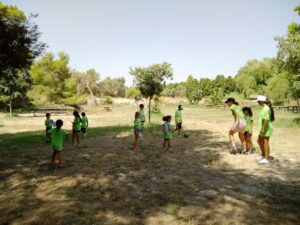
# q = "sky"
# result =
<box><xmin>3</xmin><ymin>0</ymin><xmax>300</xmax><ymax>85</ymax></box>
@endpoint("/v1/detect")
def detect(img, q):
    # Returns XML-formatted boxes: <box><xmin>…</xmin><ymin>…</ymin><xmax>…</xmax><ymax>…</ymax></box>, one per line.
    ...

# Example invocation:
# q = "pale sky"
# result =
<box><xmin>3</xmin><ymin>0</ymin><xmax>300</xmax><ymax>85</ymax></box>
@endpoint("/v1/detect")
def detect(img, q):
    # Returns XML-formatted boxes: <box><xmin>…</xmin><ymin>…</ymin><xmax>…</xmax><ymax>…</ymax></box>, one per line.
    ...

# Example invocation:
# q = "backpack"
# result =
<box><xmin>161</xmin><ymin>123</ymin><xmax>169</xmax><ymax>133</ymax></box>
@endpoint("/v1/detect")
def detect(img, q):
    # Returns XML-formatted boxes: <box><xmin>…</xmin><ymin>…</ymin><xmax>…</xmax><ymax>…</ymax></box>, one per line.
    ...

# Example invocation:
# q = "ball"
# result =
<box><xmin>183</xmin><ymin>131</ymin><xmax>189</xmax><ymax>138</ymax></box>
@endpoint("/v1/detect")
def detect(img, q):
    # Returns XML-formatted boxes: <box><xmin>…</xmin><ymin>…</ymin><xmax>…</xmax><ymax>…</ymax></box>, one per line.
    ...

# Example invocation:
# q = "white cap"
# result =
<box><xmin>256</xmin><ymin>95</ymin><xmax>267</xmax><ymax>102</ymax></box>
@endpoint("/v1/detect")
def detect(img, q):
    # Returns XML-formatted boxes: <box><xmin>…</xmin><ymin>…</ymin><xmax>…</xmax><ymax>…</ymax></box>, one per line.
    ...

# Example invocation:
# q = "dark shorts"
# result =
<box><xmin>141</xmin><ymin>120</ymin><xmax>145</xmax><ymax>125</ymax></box>
<box><xmin>46</xmin><ymin>127</ymin><xmax>52</xmax><ymax>132</ymax></box>
<box><xmin>244</xmin><ymin>131</ymin><xmax>252</xmax><ymax>137</ymax></box>
<box><xmin>176</xmin><ymin>123</ymin><xmax>182</xmax><ymax>129</ymax></box>
<box><xmin>73</xmin><ymin>129</ymin><xmax>80</xmax><ymax>133</ymax></box>
<box><xmin>81</xmin><ymin>128</ymin><xmax>87</xmax><ymax>133</ymax></box>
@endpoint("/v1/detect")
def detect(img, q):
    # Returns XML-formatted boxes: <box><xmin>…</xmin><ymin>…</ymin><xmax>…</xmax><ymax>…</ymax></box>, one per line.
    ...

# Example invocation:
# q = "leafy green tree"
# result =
<box><xmin>28</xmin><ymin>52</ymin><xmax>71</xmax><ymax>105</ymax></box>
<box><xmin>98</xmin><ymin>77</ymin><xmax>126</xmax><ymax>97</ymax></box>
<box><xmin>198</xmin><ymin>78</ymin><xmax>213</xmax><ymax>97</ymax></box>
<box><xmin>266</xmin><ymin>72</ymin><xmax>290</xmax><ymax>104</ymax></box>
<box><xmin>0</xmin><ymin>2</ymin><xmax>45</xmax><ymax>114</ymax></box>
<box><xmin>185</xmin><ymin>75</ymin><xmax>198</xmax><ymax>103</ymax></box>
<box><xmin>125</xmin><ymin>87</ymin><xmax>142</xmax><ymax>101</ymax></box>
<box><xmin>162</xmin><ymin>83</ymin><xmax>186</xmax><ymax>97</ymax></box>
<box><xmin>191</xmin><ymin>88</ymin><xmax>203</xmax><ymax>105</ymax></box>
<box><xmin>276</xmin><ymin>5</ymin><xmax>300</xmax><ymax>105</ymax></box>
<box><xmin>130</xmin><ymin>62</ymin><xmax>173</xmax><ymax>123</ymax></box>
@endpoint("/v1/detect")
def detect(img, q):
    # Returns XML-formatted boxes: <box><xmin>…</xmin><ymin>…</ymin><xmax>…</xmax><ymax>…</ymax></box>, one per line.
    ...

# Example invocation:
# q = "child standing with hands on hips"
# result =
<box><xmin>48</xmin><ymin>119</ymin><xmax>68</xmax><ymax>168</ymax></box>
<box><xmin>72</xmin><ymin>111</ymin><xmax>81</xmax><ymax>147</ymax></box>
<box><xmin>133</xmin><ymin>111</ymin><xmax>142</xmax><ymax>151</ymax></box>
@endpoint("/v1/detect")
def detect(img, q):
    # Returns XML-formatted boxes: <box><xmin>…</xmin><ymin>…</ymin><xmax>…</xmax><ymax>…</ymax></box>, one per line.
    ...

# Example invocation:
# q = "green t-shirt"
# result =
<box><xmin>49</xmin><ymin>128</ymin><xmax>67</xmax><ymax>151</ymax></box>
<box><xmin>134</xmin><ymin>119</ymin><xmax>142</xmax><ymax>130</ymax></box>
<box><xmin>81</xmin><ymin>116</ymin><xmax>88</xmax><ymax>128</ymax></box>
<box><xmin>164</xmin><ymin>123</ymin><xmax>173</xmax><ymax>139</ymax></box>
<box><xmin>230</xmin><ymin>104</ymin><xmax>244</xmax><ymax>120</ymax></box>
<box><xmin>139</xmin><ymin>109</ymin><xmax>145</xmax><ymax>122</ymax></box>
<box><xmin>45</xmin><ymin>119</ymin><xmax>54</xmax><ymax>129</ymax></box>
<box><xmin>244</xmin><ymin>115</ymin><xmax>253</xmax><ymax>132</ymax></box>
<box><xmin>259</xmin><ymin>105</ymin><xmax>273</xmax><ymax>137</ymax></box>
<box><xmin>73</xmin><ymin>117</ymin><xmax>81</xmax><ymax>131</ymax></box>
<box><xmin>175</xmin><ymin>110</ymin><xmax>182</xmax><ymax>123</ymax></box>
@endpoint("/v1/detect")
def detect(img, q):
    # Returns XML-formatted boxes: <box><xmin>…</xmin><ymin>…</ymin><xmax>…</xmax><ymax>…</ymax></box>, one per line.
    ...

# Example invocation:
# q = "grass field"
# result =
<box><xmin>0</xmin><ymin>104</ymin><xmax>299</xmax><ymax>225</ymax></box>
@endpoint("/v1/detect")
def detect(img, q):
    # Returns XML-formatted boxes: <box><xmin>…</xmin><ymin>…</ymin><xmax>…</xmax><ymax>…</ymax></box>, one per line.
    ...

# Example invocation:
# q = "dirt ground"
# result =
<box><xmin>0</xmin><ymin>105</ymin><xmax>299</xmax><ymax>225</ymax></box>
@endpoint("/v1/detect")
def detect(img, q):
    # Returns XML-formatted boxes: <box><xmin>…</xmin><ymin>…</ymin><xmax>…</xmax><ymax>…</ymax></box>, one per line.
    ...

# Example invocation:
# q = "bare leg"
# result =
<box><xmin>167</xmin><ymin>140</ymin><xmax>171</xmax><ymax>150</ymax></box>
<box><xmin>229</xmin><ymin>130</ymin><xmax>236</xmax><ymax>148</ymax></box>
<box><xmin>263</xmin><ymin>137</ymin><xmax>270</xmax><ymax>159</ymax></box>
<box><xmin>238</xmin><ymin>130</ymin><xmax>246</xmax><ymax>152</ymax></box>
<box><xmin>133</xmin><ymin>134</ymin><xmax>139</xmax><ymax>150</ymax></box>
<box><xmin>51</xmin><ymin>151</ymin><xmax>57</xmax><ymax>164</ymax></box>
<box><xmin>76</xmin><ymin>132</ymin><xmax>80</xmax><ymax>145</ymax></box>
<box><xmin>72</xmin><ymin>131</ymin><xmax>75</xmax><ymax>145</ymax></box>
<box><xmin>257</xmin><ymin>136</ymin><xmax>264</xmax><ymax>157</ymax></box>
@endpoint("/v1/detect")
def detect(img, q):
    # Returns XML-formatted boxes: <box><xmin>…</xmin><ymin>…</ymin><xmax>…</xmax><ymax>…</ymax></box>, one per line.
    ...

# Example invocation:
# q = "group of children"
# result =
<box><xmin>133</xmin><ymin>104</ymin><xmax>184</xmax><ymax>151</ymax></box>
<box><xmin>44</xmin><ymin>111</ymin><xmax>89</xmax><ymax>167</ymax></box>
<box><xmin>225</xmin><ymin>95</ymin><xmax>275</xmax><ymax>164</ymax></box>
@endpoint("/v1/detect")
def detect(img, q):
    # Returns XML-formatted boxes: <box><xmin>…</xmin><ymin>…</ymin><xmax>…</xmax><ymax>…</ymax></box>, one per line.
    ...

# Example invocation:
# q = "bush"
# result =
<box><xmin>151</xmin><ymin>96</ymin><xmax>161</xmax><ymax>114</ymax></box>
<box><xmin>125</xmin><ymin>87</ymin><xmax>142</xmax><ymax>101</ymax></box>
<box><xmin>103</xmin><ymin>96</ymin><xmax>113</xmax><ymax>105</ymax></box>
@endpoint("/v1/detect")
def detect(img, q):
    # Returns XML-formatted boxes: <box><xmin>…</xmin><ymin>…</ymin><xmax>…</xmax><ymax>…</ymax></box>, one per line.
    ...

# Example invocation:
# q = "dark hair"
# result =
<box><xmin>242</xmin><ymin>107</ymin><xmax>253</xmax><ymax>117</ymax></box>
<box><xmin>139</xmin><ymin>104</ymin><xmax>144</xmax><ymax>108</ymax></box>
<box><xmin>81</xmin><ymin>112</ymin><xmax>86</xmax><ymax>117</ymax></box>
<box><xmin>166</xmin><ymin>115</ymin><xmax>171</xmax><ymax>121</ymax></box>
<box><xmin>46</xmin><ymin>113</ymin><xmax>50</xmax><ymax>117</ymax></box>
<box><xmin>73</xmin><ymin>110</ymin><xmax>82</xmax><ymax>122</ymax></box>
<box><xmin>135</xmin><ymin>111</ymin><xmax>140</xmax><ymax>117</ymax></box>
<box><xmin>225</xmin><ymin>98</ymin><xmax>238</xmax><ymax>105</ymax></box>
<box><xmin>266</xmin><ymin>100</ymin><xmax>275</xmax><ymax>122</ymax></box>
<box><xmin>56</xmin><ymin>119</ymin><xmax>63</xmax><ymax>129</ymax></box>
<box><xmin>233</xmin><ymin>101</ymin><xmax>239</xmax><ymax>105</ymax></box>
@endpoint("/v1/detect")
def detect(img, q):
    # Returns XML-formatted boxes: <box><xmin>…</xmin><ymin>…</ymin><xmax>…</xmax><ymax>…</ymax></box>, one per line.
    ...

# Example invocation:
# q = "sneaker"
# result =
<box><xmin>256</xmin><ymin>156</ymin><xmax>264</xmax><ymax>161</ymax></box>
<box><xmin>258</xmin><ymin>158</ymin><xmax>269</xmax><ymax>164</ymax></box>
<box><xmin>230</xmin><ymin>147</ymin><xmax>238</xmax><ymax>154</ymax></box>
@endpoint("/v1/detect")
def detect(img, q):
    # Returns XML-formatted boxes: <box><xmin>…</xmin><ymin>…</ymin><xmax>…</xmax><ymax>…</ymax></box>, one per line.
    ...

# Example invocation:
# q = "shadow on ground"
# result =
<box><xmin>0</xmin><ymin>125</ymin><xmax>299</xmax><ymax>225</ymax></box>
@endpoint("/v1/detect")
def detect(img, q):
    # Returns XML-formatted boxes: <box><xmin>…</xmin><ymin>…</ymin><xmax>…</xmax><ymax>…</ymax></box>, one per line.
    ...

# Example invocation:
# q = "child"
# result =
<box><xmin>163</xmin><ymin>115</ymin><xmax>174</xmax><ymax>151</ymax></box>
<box><xmin>81</xmin><ymin>112</ymin><xmax>89</xmax><ymax>137</ymax></box>
<box><xmin>161</xmin><ymin>116</ymin><xmax>168</xmax><ymax>148</ymax></box>
<box><xmin>225</xmin><ymin>98</ymin><xmax>246</xmax><ymax>154</ymax></box>
<box><xmin>48</xmin><ymin>119</ymin><xmax>68</xmax><ymax>167</ymax></box>
<box><xmin>242</xmin><ymin>107</ymin><xmax>254</xmax><ymax>154</ymax></box>
<box><xmin>45</xmin><ymin>113</ymin><xmax>54</xmax><ymax>143</ymax></box>
<box><xmin>72</xmin><ymin>111</ymin><xmax>81</xmax><ymax>146</ymax></box>
<box><xmin>175</xmin><ymin>105</ymin><xmax>183</xmax><ymax>136</ymax></box>
<box><xmin>133</xmin><ymin>111</ymin><xmax>142</xmax><ymax>151</ymax></box>
<box><xmin>139</xmin><ymin>104</ymin><xmax>145</xmax><ymax>130</ymax></box>
<box><xmin>256</xmin><ymin>96</ymin><xmax>275</xmax><ymax>164</ymax></box>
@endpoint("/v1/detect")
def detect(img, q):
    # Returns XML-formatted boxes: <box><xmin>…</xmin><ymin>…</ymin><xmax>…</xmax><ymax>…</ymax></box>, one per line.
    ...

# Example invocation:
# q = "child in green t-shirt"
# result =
<box><xmin>175</xmin><ymin>105</ymin><xmax>183</xmax><ymax>136</ymax></box>
<box><xmin>163</xmin><ymin>115</ymin><xmax>175</xmax><ymax>151</ymax></box>
<box><xmin>45</xmin><ymin>113</ymin><xmax>54</xmax><ymax>143</ymax></box>
<box><xmin>242</xmin><ymin>107</ymin><xmax>254</xmax><ymax>154</ymax></box>
<box><xmin>81</xmin><ymin>112</ymin><xmax>89</xmax><ymax>137</ymax></box>
<box><xmin>72</xmin><ymin>111</ymin><xmax>81</xmax><ymax>147</ymax></box>
<box><xmin>133</xmin><ymin>111</ymin><xmax>142</xmax><ymax>151</ymax></box>
<box><xmin>48</xmin><ymin>119</ymin><xmax>68</xmax><ymax>167</ymax></box>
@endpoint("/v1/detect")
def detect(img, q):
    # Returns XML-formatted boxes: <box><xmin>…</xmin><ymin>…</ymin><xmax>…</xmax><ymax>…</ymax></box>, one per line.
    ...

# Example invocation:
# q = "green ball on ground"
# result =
<box><xmin>183</xmin><ymin>131</ymin><xmax>189</xmax><ymax>138</ymax></box>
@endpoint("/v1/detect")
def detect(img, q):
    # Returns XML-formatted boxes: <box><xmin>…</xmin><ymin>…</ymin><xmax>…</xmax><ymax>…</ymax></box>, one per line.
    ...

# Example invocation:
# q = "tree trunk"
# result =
<box><xmin>9</xmin><ymin>98</ymin><xmax>12</xmax><ymax>116</ymax></box>
<box><xmin>148</xmin><ymin>96</ymin><xmax>152</xmax><ymax>124</ymax></box>
<box><xmin>86</xmin><ymin>81</ymin><xmax>97</xmax><ymax>105</ymax></box>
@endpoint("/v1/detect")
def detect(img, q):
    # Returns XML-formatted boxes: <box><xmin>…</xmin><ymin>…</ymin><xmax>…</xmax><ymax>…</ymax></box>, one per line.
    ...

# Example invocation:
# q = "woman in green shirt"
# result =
<box><xmin>256</xmin><ymin>96</ymin><xmax>275</xmax><ymax>164</ymax></box>
<box><xmin>225</xmin><ymin>98</ymin><xmax>246</xmax><ymax>154</ymax></box>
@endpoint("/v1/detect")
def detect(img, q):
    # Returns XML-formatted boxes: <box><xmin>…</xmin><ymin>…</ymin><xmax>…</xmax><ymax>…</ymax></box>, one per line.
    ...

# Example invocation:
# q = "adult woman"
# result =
<box><xmin>225</xmin><ymin>98</ymin><xmax>246</xmax><ymax>154</ymax></box>
<box><xmin>256</xmin><ymin>95</ymin><xmax>275</xmax><ymax>164</ymax></box>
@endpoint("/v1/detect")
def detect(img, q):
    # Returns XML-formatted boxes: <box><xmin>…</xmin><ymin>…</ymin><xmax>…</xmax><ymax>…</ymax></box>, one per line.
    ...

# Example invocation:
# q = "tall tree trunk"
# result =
<box><xmin>148</xmin><ymin>96</ymin><xmax>152</xmax><ymax>124</ymax></box>
<box><xmin>9</xmin><ymin>98</ymin><xmax>12</xmax><ymax>116</ymax></box>
<box><xmin>86</xmin><ymin>81</ymin><xmax>97</xmax><ymax>105</ymax></box>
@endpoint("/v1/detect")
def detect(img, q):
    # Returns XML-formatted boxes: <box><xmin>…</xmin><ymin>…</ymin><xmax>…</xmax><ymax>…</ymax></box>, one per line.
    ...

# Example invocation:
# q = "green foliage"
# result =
<box><xmin>125</xmin><ymin>87</ymin><xmax>142</xmax><ymax>100</ymax></box>
<box><xmin>103</xmin><ymin>96</ymin><xmax>113</xmax><ymax>105</ymax></box>
<box><xmin>151</xmin><ymin>96</ymin><xmax>161</xmax><ymax>114</ymax></box>
<box><xmin>130</xmin><ymin>62</ymin><xmax>173</xmax><ymax>122</ymax></box>
<box><xmin>266</xmin><ymin>72</ymin><xmax>290</xmax><ymax>104</ymax></box>
<box><xmin>185</xmin><ymin>75</ymin><xmax>198</xmax><ymax>103</ymax></box>
<box><xmin>209</xmin><ymin>89</ymin><xmax>223</xmax><ymax>105</ymax></box>
<box><xmin>162</xmin><ymin>83</ymin><xmax>186</xmax><ymax>97</ymax></box>
<box><xmin>98</xmin><ymin>77</ymin><xmax>126</xmax><ymax>97</ymax></box>
<box><xmin>191</xmin><ymin>88</ymin><xmax>203</xmax><ymax>105</ymax></box>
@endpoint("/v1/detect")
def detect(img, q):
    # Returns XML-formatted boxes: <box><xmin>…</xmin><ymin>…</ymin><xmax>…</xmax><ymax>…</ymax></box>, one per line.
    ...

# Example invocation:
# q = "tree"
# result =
<box><xmin>185</xmin><ymin>75</ymin><xmax>198</xmax><ymax>103</ymax></box>
<box><xmin>125</xmin><ymin>87</ymin><xmax>142</xmax><ymax>101</ymax></box>
<box><xmin>28</xmin><ymin>52</ymin><xmax>71</xmax><ymax>105</ymax></box>
<box><xmin>276</xmin><ymin>4</ymin><xmax>300</xmax><ymax>105</ymax></box>
<box><xmin>130</xmin><ymin>62</ymin><xmax>173</xmax><ymax>123</ymax></box>
<box><xmin>98</xmin><ymin>77</ymin><xmax>126</xmax><ymax>97</ymax></box>
<box><xmin>191</xmin><ymin>88</ymin><xmax>203</xmax><ymax>105</ymax></box>
<box><xmin>0</xmin><ymin>2</ymin><xmax>45</xmax><ymax>114</ymax></box>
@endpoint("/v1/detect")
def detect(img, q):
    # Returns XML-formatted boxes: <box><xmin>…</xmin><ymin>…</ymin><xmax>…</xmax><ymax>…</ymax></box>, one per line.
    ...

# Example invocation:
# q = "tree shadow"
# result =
<box><xmin>0</xmin><ymin>125</ymin><xmax>299</xmax><ymax>224</ymax></box>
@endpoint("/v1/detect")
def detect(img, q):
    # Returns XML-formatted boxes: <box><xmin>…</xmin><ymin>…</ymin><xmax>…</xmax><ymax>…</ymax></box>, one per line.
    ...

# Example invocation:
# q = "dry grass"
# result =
<box><xmin>0</xmin><ymin>104</ymin><xmax>299</xmax><ymax>225</ymax></box>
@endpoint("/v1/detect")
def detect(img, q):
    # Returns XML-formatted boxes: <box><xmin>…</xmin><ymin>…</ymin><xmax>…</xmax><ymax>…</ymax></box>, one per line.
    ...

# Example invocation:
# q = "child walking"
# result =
<box><xmin>48</xmin><ymin>119</ymin><xmax>68</xmax><ymax>168</ymax></box>
<box><xmin>72</xmin><ymin>111</ymin><xmax>81</xmax><ymax>147</ymax></box>
<box><xmin>133</xmin><ymin>111</ymin><xmax>142</xmax><ymax>151</ymax></box>
<box><xmin>256</xmin><ymin>96</ymin><xmax>275</xmax><ymax>164</ymax></box>
<box><xmin>81</xmin><ymin>112</ymin><xmax>89</xmax><ymax>137</ymax></box>
<box><xmin>163</xmin><ymin>115</ymin><xmax>174</xmax><ymax>151</ymax></box>
<box><xmin>242</xmin><ymin>107</ymin><xmax>254</xmax><ymax>154</ymax></box>
<box><xmin>225</xmin><ymin>98</ymin><xmax>246</xmax><ymax>154</ymax></box>
<box><xmin>45</xmin><ymin>113</ymin><xmax>54</xmax><ymax>143</ymax></box>
<box><xmin>139</xmin><ymin>104</ymin><xmax>145</xmax><ymax>129</ymax></box>
<box><xmin>175</xmin><ymin>105</ymin><xmax>183</xmax><ymax>136</ymax></box>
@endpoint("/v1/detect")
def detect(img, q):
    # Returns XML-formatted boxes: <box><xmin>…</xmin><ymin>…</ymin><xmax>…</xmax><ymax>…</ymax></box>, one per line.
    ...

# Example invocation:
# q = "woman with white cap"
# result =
<box><xmin>256</xmin><ymin>95</ymin><xmax>275</xmax><ymax>164</ymax></box>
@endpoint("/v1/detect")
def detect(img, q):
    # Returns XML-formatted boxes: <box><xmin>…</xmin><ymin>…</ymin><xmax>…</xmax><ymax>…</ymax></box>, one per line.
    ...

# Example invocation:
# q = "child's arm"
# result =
<box><xmin>231</xmin><ymin>109</ymin><xmax>238</xmax><ymax>122</ymax></box>
<box><xmin>250</xmin><ymin>119</ymin><xmax>254</xmax><ymax>134</ymax></box>
<box><xmin>260</xmin><ymin>119</ymin><xmax>268</xmax><ymax>135</ymax></box>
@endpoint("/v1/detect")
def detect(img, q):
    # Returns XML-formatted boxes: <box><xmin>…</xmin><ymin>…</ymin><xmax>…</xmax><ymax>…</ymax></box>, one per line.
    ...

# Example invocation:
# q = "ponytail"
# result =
<box><xmin>233</xmin><ymin>101</ymin><xmax>239</xmax><ymax>106</ymax></box>
<box><xmin>266</xmin><ymin>100</ymin><xmax>275</xmax><ymax>122</ymax></box>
